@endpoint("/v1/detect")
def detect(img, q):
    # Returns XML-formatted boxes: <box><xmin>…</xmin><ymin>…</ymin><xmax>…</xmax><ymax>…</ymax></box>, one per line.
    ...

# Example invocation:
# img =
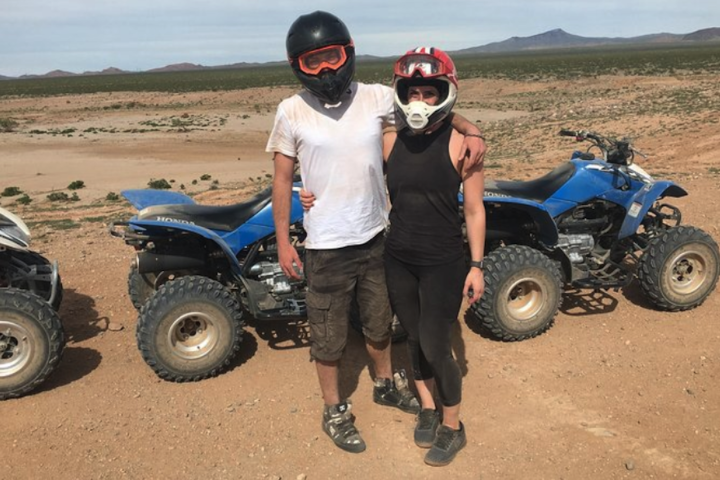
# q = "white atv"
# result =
<box><xmin>0</xmin><ymin>206</ymin><xmax>65</xmax><ymax>400</ymax></box>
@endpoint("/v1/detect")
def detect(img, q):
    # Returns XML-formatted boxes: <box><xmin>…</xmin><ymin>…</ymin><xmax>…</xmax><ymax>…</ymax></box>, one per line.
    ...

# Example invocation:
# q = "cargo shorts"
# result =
<box><xmin>304</xmin><ymin>232</ymin><xmax>393</xmax><ymax>362</ymax></box>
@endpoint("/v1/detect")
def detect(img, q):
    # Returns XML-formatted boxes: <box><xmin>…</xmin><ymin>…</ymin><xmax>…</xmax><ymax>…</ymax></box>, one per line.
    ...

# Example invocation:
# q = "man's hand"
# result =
<box><xmin>278</xmin><ymin>242</ymin><xmax>303</xmax><ymax>280</ymax></box>
<box><xmin>460</xmin><ymin>134</ymin><xmax>487</xmax><ymax>169</ymax></box>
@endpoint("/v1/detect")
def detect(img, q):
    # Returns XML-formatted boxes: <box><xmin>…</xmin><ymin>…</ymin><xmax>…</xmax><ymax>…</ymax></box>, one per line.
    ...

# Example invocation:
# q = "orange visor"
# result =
<box><xmin>297</xmin><ymin>43</ymin><xmax>351</xmax><ymax>75</ymax></box>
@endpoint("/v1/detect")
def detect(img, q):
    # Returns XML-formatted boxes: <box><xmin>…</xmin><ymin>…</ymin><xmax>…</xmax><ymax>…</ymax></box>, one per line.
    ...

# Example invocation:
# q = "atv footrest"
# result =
<box><xmin>573</xmin><ymin>273</ymin><xmax>632</xmax><ymax>291</ymax></box>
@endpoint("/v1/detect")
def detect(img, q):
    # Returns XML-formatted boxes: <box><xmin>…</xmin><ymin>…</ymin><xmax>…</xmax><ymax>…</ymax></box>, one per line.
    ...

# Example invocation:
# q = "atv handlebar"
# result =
<box><xmin>559</xmin><ymin>129</ymin><xmax>646</xmax><ymax>165</ymax></box>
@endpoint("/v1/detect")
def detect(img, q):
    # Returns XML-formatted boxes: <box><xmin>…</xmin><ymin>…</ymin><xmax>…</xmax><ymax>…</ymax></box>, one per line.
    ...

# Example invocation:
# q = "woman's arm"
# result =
<box><xmin>460</xmin><ymin>145</ymin><xmax>486</xmax><ymax>304</ymax></box>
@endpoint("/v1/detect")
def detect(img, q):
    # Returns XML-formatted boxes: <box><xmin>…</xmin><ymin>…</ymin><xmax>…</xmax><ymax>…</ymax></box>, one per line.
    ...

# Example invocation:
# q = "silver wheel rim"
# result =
<box><xmin>0</xmin><ymin>320</ymin><xmax>34</xmax><ymax>377</ymax></box>
<box><xmin>506</xmin><ymin>277</ymin><xmax>545</xmax><ymax>322</ymax></box>
<box><xmin>167</xmin><ymin>312</ymin><xmax>219</xmax><ymax>360</ymax></box>
<box><xmin>668</xmin><ymin>249</ymin><xmax>708</xmax><ymax>296</ymax></box>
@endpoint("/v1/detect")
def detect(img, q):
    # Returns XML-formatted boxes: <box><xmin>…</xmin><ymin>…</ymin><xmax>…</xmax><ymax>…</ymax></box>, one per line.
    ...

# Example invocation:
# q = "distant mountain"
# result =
<box><xmin>2</xmin><ymin>27</ymin><xmax>719</xmax><ymax>79</ymax></box>
<box><xmin>683</xmin><ymin>27</ymin><xmax>720</xmax><ymax>41</ymax></box>
<box><xmin>147</xmin><ymin>62</ymin><xmax>207</xmax><ymax>73</ymax></box>
<box><xmin>452</xmin><ymin>28</ymin><xmax>687</xmax><ymax>54</ymax></box>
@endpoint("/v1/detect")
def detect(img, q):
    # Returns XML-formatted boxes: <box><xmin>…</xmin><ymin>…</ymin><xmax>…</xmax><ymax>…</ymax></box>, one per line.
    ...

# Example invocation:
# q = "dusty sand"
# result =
<box><xmin>1</xmin><ymin>75</ymin><xmax>720</xmax><ymax>479</ymax></box>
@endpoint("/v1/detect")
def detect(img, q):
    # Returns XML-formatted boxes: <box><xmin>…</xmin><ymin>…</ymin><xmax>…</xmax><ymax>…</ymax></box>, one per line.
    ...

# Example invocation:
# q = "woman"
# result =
<box><xmin>383</xmin><ymin>47</ymin><xmax>485</xmax><ymax>466</ymax></box>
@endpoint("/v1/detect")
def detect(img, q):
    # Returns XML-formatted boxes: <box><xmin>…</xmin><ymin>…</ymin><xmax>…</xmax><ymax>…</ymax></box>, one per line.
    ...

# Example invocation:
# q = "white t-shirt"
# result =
<box><xmin>266</xmin><ymin>82</ymin><xmax>395</xmax><ymax>249</ymax></box>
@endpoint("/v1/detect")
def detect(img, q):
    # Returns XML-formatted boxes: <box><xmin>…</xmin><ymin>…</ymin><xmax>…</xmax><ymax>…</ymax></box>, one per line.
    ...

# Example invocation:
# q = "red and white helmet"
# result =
<box><xmin>393</xmin><ymin>47</ymin><xmax>458</xmax><ymax>133</ymax></box>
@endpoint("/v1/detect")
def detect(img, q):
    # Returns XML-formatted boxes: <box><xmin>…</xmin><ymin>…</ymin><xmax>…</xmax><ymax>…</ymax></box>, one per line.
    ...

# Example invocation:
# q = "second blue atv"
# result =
<box><xmin>467</xmin><ymin>129</ymin><xmax>719</xmax><ymax>341</ymax></box>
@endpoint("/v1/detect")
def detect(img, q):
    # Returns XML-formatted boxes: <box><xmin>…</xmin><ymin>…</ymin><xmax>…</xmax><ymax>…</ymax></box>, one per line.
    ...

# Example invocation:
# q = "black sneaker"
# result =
<box><xmin>424</xmin><ymin>422</ymin><xmax>467</xmax><ymax>466</ymax></box>
<box><xmin>414</xmin><ymin>409</ymin><xmax>441</xmax><ymax>448</ymax></box>
<box><xmin>322</xmin><ymin>400</ymin><xmax>366</xmax><ymax>453</ymax></box>
<box><xmin>373</xmin><ymin>369</ymin><xmax>421</xmax><ymax>414</ymax></box>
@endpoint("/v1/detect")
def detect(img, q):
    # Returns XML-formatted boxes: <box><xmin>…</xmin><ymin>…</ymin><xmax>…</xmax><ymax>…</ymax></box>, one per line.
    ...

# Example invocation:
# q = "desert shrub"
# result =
<box><xmin>16</xmin><ymin>194</ymin><xmax>32</xmax><ymax>205</ymax></box>
<box><xmin>105</xmin><ymin>192</ymin><xmax>120</xmax><ymax>201</ymax></box>
<box><xmin>200</xmin><ymin>174</ymin><xmax>212</xmax><ymax>181</ymax></box>
<box><xmin>70</xmin><ymin>192</ymin><xmax>80</xmax><ymax>202</ymax></box>
<box><xmin>191</xmin><ymin>179</ymin><xmax>198</xmax><ymax>185</ymax></box>
<box><xmin>0</xmin><ymin>117</ymin><xmax>19</xmax><ymax>133</ymax></box>
<box><xmin>47</xmin><ymin>191</ymin><xmax>70</xmax><ymax>202</ymax></box>
<box><xmin>68</xmin><ymin>180</ymin><xmax>85</xmax><ymax>190</ymax></box>
<box><xmin>147</xmin><ymin>178</ymin><xmax>171</xmax><ymax>189</ymax></box>
<box><xmin>1</xmin><ymin>186</ymin><xmax>22</xmax><ymax>197</ymax></box>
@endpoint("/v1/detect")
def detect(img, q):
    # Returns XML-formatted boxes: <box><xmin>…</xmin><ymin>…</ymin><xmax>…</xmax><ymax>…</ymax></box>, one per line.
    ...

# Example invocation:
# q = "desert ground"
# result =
<box><xmin>1</xmin><ymin>73</ymin><xmax>720</xmax><ymax>479</ymax></box>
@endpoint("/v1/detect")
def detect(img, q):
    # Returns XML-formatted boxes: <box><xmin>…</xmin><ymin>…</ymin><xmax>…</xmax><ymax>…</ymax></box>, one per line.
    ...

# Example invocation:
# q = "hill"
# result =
<box><xmin>3</xmin><ymin>26</ymin><xmax>719</xmax><ymax>79</ymax></box>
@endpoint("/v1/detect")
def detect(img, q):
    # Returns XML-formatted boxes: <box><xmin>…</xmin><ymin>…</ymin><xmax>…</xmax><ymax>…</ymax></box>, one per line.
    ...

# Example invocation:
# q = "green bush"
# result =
<box><xmin>1</xmin><ymin>186</ymin><xmax>23</xmax><ymax>197</ymax></box>
<box><xmin>105</xmin><ymin>192</ymin><xmax>120</xmax><ymax>201</ymax></box>
<box><xmin>200</xmin><ymin>174</ymin><xmax>212</xmax><ymax>181</ymax></box>
<box><xmin>16</xmin><ymin>194</ymin><xmax>32</xmax><ymax>205</ymax></box>
<box><xmin>68</xmin><ymin>180</ymin><xmax>85</xmax><ymax>190</ymax></box>
<box><xmin>147</xmin><ymin>178</ymin><xmax>171</xmax><ymax>189</ymax></box>
<box><xmin>0</xmin><ymin>117</ymin><xmax>19</xmax><ymax>133</ymax></box>
<box><xmin>47</xmin><ymin>191</ymin><xmax>69</xmax><ymax>202</ymax></box>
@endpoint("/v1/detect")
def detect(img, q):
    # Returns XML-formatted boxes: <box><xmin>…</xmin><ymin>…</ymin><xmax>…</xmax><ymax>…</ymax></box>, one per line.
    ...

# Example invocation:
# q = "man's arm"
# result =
<box><xmin>450</xmin><ymin>112</ymin><xmax>487</xmax><ymax>169</ymax></box>
<box><xmin>272</xmin><ymin>152</ymin><xmax>303</xmax><ymax>279</ymax></box>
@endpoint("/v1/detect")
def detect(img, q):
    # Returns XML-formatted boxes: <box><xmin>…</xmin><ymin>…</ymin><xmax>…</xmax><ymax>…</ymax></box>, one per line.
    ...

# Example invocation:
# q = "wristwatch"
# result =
<box><xmin>470</xmin><ymin>260</ymin><xmax>484</xmax><ymax>269</ymax></box>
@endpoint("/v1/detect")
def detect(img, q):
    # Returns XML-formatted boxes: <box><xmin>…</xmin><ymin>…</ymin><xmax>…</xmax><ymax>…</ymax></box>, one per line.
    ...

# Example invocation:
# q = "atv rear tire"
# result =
<box><xmin>0</xmin><ymin>288</ymin><xmax>65</xmax><ymax>400</ymax></box>
<box><xmin>136</xmin><ymin>276</ymin><xmax>244</xmax><ymax>382</ymax></box>
<box><xmin>638</xmin><ymin>226</ymin><xmax>720</xmax><ymax>311</ymax></box>
<box><xmin>470</xmin><ymin>245</ymin><xmax>562</xmax><ymax>341</ymax></box>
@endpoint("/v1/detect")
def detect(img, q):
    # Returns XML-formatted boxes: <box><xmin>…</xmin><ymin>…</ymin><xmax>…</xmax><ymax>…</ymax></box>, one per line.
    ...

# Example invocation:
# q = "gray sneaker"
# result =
<box><xmin>414</xmin><ymin>409</ymin><xmax>441</xmax><ymax>448</ymax></box>
<box><xmin>373</xmin><ymin>369</ymin><xmax>421</xmax><ymax>414</ymax></box>
<box><xmin>424</xmin><ymin>422</ymin><xmax>467</xmax><ymax>466</ymax></box>
<box><xmin>322</xmin><ymin>400</ymin><xmax>366</xmax><ymax>453</ymax></box>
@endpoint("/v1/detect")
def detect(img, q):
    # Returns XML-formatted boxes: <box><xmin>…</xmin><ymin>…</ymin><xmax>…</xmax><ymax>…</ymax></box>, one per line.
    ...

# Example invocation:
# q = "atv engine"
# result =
<box><xmin>246</xmin><ymin>260</ymin><xmax>299</xmax><ymax>295</ymax></box>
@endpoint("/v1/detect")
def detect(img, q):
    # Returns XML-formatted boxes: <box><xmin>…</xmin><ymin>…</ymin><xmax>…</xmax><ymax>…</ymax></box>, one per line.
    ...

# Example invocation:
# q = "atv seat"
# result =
<box><xmin>484</xmin><ymin>162</ymin><xmax>575</xmax><ymax>203</ymax></box>
<box><xmin>137</xmin><ymin>186</ymin><xmax>273</xmax><ymax>232</ymax></box>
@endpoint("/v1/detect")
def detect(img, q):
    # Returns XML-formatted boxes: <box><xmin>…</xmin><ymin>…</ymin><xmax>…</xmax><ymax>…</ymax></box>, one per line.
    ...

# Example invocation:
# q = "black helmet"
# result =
<box><xmin>286</xmin><ymin>11</ymin><xmax>355</xmax><ymax>104</ymax></box>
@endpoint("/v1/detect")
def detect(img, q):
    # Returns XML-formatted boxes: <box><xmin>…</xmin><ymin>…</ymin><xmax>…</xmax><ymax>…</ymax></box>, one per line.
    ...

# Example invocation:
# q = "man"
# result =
<box><xmin>267</xmin><ymin>11</ymin><xmax>486</xmax><ymax>454</ymax></box>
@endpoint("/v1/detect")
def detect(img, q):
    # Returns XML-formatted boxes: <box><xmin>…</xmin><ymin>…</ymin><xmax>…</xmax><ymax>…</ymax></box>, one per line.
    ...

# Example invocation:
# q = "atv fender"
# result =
<box><xmin>121</xmin><ymin>189</ymin><xmax>195</xmax><ymax>210</ymax></box>
<box><xmin>484</xmin><ymin>197</ymin><xmax>560</xmax><ymax>246</ymax></box>
<box><xmin>128</xmin><ymin>220</ymin><xmax>243</xmax><ymax>277</ymax></box>
<box><xmin>619</xmin><ymin>181</ymin><xmax>687</xmax><ymax>239</ymax></box>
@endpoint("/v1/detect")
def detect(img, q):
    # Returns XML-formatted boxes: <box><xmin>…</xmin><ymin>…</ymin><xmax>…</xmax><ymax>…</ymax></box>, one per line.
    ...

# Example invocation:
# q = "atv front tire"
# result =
<box><xmin>638</xmin><ymin>226</ymin><xmax>720</xmax><ymax>311</ymax></box>
<box><xmin>470</xmin><ymin>245</ymin><xmax>562</xmax><ymax>341</ymax></box>
<box><xmin>136</xmin><ymin>276</ymin><xmax>244</xmax><ymax>382</ymax></box>
<box><xmin>0</xmin><ymin>288</ymin><xmax>65</xmax><ymax>400</ymax></box>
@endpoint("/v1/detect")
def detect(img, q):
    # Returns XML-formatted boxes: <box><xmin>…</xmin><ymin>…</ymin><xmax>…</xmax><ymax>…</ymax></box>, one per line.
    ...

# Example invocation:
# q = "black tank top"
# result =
<box><xmin>385</xmin><ymin>121</ymin><xmax>464</xmax><ymax>265</ymax></box>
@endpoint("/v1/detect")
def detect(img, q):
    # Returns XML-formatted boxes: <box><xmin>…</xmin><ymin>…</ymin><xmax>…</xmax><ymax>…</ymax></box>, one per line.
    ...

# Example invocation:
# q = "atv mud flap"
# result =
<box><xmin>46</xmin><ymin>260</ymin><xmax>61</xmax><ymax>308</ymax></box>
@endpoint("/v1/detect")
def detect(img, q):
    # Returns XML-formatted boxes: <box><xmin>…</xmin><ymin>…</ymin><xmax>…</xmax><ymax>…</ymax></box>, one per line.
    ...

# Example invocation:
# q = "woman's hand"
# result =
<box><xmin>299</xmin><ymin>189</ymin><xmax>316</xmax><ymax>211</ymax></box>
<box><xmin>463</xmin><ymin>267</ymin><xmax>484</xmax><ymax>304</ymax></box>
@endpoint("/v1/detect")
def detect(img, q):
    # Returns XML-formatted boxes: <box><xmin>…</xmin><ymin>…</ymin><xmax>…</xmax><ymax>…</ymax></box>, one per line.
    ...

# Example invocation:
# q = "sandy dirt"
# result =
<box><xmin>1</xmin><ymin>74</ymin><xmax>720</xmax><ymax>480</ymax></box>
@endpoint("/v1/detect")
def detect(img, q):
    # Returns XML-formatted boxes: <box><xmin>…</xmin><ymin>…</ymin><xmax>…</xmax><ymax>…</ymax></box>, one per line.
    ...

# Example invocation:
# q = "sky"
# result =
<box><xmin>1</xmin><ymin>0</ymin><xmax>718</xmax><ymax>77</ymax></box>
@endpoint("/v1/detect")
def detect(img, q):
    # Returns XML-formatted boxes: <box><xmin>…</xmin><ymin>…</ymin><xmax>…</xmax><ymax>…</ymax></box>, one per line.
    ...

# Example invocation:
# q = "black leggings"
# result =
<box><xmin>384</xmin><ymin>253</ymin><xmax>466</xmax><ymax>407</ymax></box>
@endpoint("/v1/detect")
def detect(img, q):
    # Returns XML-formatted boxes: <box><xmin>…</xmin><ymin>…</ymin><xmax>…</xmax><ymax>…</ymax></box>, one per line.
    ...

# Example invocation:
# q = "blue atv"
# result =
<box><xmin>468</xmin><ymin>129</ymin><xmax>720</xmax><ymax>341</ymax></box>
<box><xmin>110</xmin><ymin>183</ymin><xmax>404</xmax><ymax>382</ymax></box>
<box><xmin>109</xmin><ymin>184</ymin><xmax>306</xmax><ymax>381</ymax></box>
